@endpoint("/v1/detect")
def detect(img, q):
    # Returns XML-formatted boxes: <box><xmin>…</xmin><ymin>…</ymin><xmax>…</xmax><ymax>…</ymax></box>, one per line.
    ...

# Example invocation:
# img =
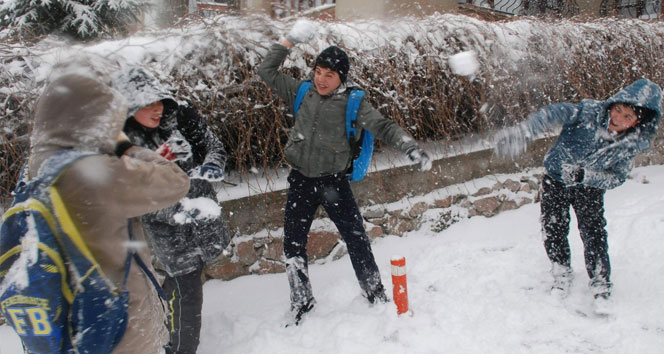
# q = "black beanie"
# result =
<box><xmin>314</xmin><ymin>46</ymin><xmax>350</xmax><ymax>83</ymax></box>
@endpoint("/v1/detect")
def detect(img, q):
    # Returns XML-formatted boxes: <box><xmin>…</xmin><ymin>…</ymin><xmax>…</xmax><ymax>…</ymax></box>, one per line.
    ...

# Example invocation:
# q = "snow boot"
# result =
<box><xmin>365</xmin><ymin>283</ymin><xmax>389</xmax><ymax>304</ymax></box>
<box><xmin>592</xmin><ymin>293</ymin><xmax>612</xmax><ymax>315</ymax></box>
<box><xmin>590</xmin><ymin>278</ymin><xmax>613</xmax><ymax>315</ymax></box>
<box><xmin>286</xmin><ymin>298</ymin><xmax>316</xmax><ymax>327</ymax></box>
<box><xmin>550</xmin><ymin>263</ymin><xmax>574</xmax><ymax>298</ymax></box>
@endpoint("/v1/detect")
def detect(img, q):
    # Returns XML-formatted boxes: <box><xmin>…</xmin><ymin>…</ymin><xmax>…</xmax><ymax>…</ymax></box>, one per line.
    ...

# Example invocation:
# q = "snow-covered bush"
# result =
<box><xmin>1</xmin><ymin>14</ymin><xmax>663</xmax><ymax>206</ymax></box>
<box><xmin>0</xmin><ymin>0</ymin><xmax>150</xmax><ymax>40</ymax></box>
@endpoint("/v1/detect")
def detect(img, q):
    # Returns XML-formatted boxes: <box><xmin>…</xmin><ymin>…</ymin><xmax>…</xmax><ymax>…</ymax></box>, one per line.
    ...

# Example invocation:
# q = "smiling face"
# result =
<box><xmin>608</xmin><ymin>103</ymin><xmax>639</xmax><ymax>133</ymax></box>
<box><xmin>314</xmin><ymin>66</ymin><xmax>342</xmax><ymax>96</ymax></box>
<box><xmin>133</xmin><ymin>100</ymin><xmax>164</xmax><ymax>128</ymax></box>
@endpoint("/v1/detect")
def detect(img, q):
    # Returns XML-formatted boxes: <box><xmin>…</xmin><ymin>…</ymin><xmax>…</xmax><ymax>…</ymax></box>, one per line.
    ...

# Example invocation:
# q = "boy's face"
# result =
<box><xmin>134</xmin><ymin>101</ymin><xmax>164</xmax><ymax>128</ymax></box>
<box><xmin>608</xmin><ymin>103</ymin><xmax>638</xmax><ymax>133</ymax></box>
<box><xmin>314</xmin><ymin>66</ymin><xmax>342</xmax><ymax>96</ymax></box>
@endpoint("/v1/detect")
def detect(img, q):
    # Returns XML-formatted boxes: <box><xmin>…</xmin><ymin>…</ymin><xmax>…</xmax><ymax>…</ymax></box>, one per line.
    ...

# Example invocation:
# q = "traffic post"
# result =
<box><xmin>390</xmin><ymin>256</ymin><xmax>409</xmax><ymax>315</ymax></box>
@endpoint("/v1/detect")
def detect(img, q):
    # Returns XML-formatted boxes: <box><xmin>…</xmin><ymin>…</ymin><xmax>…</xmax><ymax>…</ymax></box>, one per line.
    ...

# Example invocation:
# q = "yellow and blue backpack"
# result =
<box><xmin>0</xmin><ymin>150</ymin><xmax>163</xmax><ymax>354</ymax></box>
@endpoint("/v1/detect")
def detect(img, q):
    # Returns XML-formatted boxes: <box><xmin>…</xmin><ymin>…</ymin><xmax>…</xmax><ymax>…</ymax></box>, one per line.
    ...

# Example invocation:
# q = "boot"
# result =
<box><xmin>365</xmin><ymin>283</ymin><xmax>389</xmax><ymax>304</ymax></box>
<box><xmin>286</xmin><ymin>298</ymin><xmax>316</xmax><ymax>327</ymax></box>
<box><xmin>550</xmin><ymin>263</ymin><xmax>574</xmax><ymax>298</ymax></box>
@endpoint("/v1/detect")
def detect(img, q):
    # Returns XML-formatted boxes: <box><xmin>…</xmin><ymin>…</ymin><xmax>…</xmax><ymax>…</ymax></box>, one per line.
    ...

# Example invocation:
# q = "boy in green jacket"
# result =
<box><xmin>258</xmin><ymin>20</ymin><xmax>431</xmax><ymax>326</ymax></box>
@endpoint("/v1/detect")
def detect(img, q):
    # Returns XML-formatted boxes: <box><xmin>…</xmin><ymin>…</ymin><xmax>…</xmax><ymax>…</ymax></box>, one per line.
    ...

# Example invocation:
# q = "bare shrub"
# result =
<box><xmin>1</xmin><ymin>15</ymin><xmax>663</xmax><ymax>207</ymax></box>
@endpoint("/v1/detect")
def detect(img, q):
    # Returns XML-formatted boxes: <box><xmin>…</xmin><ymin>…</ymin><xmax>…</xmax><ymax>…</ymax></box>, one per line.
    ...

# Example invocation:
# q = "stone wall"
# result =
<box><xmin>207</xmin><ymin>134</ymin><xmax>664</xmax><ymax>281</ymax></box>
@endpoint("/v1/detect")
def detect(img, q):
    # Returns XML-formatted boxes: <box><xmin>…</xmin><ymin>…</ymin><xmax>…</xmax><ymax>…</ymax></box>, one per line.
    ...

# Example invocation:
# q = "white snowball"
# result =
<box><xmin>448</xmin><ymin>50</ymin><xmax>479</xmax><ymax>76</ymax></box>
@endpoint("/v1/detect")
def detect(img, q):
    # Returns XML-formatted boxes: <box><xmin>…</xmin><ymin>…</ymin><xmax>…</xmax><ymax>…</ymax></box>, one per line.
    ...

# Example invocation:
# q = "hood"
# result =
<box><xmin>29</xmin><ymin>70</ymin><xmax>128</xmax><ymax>175</ymax></box>
<box><xmin>111</xmin><ymin>66</ymin><xmax>178</xmax><ymax>117</ymax></box>
<box><xmin>603</xmin><ymin>78</ymin><xmax>663</xmax><ymax>139</ymax></box>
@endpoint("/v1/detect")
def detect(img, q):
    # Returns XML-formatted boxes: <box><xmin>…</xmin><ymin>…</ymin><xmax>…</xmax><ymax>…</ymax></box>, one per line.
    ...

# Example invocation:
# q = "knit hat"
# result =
<box><xmin>314</xmin><ymin>46</ymin><xmax>350</xmax><ymax>83</ymax></box>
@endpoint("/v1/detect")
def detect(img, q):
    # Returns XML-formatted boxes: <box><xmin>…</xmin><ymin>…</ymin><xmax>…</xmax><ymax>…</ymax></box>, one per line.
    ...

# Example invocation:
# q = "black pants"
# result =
<box><xmin>540</xmin><ymin>175</ymin><xmax>610</xmax><ymax>283</ymax></box>
<box><xmin>283</xmin><ymin>170</ymin><xmax>383</xmax><ymax>305</ymax></box>
<box><xmin>163</xmin><ymin>267</ymin><xmax>203</xmax><ymax>354</ymax></box>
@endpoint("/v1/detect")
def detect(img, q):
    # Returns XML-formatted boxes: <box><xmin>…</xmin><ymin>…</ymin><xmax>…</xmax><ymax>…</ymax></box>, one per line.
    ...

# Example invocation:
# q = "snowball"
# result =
<box><xmin>448</xmin><ymin>50</ymin><xmax>479</xmax><ymax>76</ymax></box>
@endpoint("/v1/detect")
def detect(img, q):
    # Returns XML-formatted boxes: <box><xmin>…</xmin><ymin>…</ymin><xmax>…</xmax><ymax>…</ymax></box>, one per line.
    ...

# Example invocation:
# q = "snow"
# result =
<box><xmin>4</xmin><ymin>164</ymin><xmax>664</xmax><ymax>353</ymax></box>
<box><xmin>173</xmin><ymin>196</ymin><xmax>222</xmax><ymax>224</ymax></box>
<box><xmin>448</xmin><ymin>50</ymin><xmax>479</xmax><ymax>77</ymax></box>
<box><xmin>0</xmin><ymin>212</ymin><xmax>39</xmax><ymax>296</ymax></box>
<box><xmin>2</xmin><ymin>11</ymin><xmax>664</xmax><ymax>354</ymax></box>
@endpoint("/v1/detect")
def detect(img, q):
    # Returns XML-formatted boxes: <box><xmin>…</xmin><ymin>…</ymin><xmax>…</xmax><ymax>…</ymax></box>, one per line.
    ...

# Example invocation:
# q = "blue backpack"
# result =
<box><xmin>293</xmin><ymin>81</ymin><xmax>374</xmax><ymax>182</ymax></box>
<box><xmin>0</xmin><ymin>150</ymin><xmax>164</xmax><ymax>354</ymax></box>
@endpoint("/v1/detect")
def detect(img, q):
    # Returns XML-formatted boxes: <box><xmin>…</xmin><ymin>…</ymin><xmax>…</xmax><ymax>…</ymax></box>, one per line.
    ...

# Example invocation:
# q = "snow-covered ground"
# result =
<box><xmin>4</xmin><ymin>164</ymin><xmax>664</xmax><ymax>354</ymax></box>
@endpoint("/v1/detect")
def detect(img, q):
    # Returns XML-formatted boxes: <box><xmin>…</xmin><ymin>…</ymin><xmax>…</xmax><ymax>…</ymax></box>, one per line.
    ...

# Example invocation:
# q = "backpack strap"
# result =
<box><xmin>344</xmin><ymin>90</ymin><xmax>375</xmax><ymax>182</ymax></box>
<box><xmin>293</xmin><ymin>81</ymin><xmax>313</xmax><ymax>117</ymax></box>
<box><xmin>345</xmin><ymin>89</ymin><xmax>365</xmax><ymax>140</ymax></box>
<box><xmin>127</xmin><ymin>222</ymin><xmax>167</xmax><ymax>300</ymax></box>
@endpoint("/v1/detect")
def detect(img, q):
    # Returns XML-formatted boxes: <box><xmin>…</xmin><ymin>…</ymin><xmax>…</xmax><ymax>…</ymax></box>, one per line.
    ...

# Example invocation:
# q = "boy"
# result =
<box><xmin>112</xmin><ymin>67</ymin><xmax>230</xmax><ymax>354</ymax></box>
<box><xmin>494</xmin><ymin>78</ymin><xmax>662</xmax><ymax>313</ymax></box>
<box><xmin>258</xmin><ymin>20</ymin><xmax>432</xmax><ymax>325</ymax></box>
<box><xmin>27</xmin><ymin>58</ymin><xmax>190</xmax><ymax>353</ymax></box>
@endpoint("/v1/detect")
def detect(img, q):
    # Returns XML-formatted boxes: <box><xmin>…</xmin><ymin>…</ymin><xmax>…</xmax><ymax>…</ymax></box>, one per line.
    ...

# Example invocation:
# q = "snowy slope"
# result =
<box><xmin>8</xmin><ymin>165</ymin><xmax>664</xmax><ymax>354</ymax></box>
<box><xmin>194</xmin><ymin>165</ymin><xmax>664</xmax><ymax>354</ymax></box>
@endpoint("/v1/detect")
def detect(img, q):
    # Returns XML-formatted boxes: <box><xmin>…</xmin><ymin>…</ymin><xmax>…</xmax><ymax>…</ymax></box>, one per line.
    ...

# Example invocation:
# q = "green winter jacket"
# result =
<box><xmin>258</xmin><ymin>43</ymin><xmax>418</xmax><ymax>178</ymax></box>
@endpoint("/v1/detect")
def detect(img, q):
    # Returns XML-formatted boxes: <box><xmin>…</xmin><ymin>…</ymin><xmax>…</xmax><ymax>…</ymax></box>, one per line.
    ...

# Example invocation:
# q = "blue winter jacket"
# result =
<box><xmin>524</xmin><ymin>78</ymin><xmax>662</xmax><ymax>190</ymax></box>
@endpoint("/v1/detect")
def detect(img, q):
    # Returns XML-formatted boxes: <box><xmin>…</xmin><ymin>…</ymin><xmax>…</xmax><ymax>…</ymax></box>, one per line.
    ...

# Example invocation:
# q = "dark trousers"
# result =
<box><xmin>283</xmin><ymin>170</ymin><xmax>382</xmax><ymax>305</ymax></box>
<box><xmin>163</xmin><ymin>267</ymin><xmax>203</xmax><ymax>354</ymax></box>
<box><xmin>540</xmin><ymin>175</ymin><xmax>611</xmax><ymax>283</ymax></box>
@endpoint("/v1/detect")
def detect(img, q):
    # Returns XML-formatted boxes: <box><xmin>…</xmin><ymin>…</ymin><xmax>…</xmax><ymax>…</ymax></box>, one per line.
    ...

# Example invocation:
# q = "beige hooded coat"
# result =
<box><xmin>28</xmin><ymin>69</ymin><xmax>190</xmax><ymax>353</ymax></box>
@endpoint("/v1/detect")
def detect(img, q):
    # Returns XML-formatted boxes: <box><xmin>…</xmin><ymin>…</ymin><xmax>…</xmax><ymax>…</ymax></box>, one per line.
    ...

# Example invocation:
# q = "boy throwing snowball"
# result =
<box><xmin>494</xmin><ymin>78</ymin><xmax>662</xmax><ymax>314</ymax></box>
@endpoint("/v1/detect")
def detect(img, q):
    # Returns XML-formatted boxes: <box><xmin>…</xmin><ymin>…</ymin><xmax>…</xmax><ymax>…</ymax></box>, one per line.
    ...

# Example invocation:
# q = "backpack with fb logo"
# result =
<box><xmin>0</xmin><ymin>150</ymin><xmax>164</xmax><ymax>354</ymax></box>
<box><xmin>293</xmin><ymin>81</ymin><xmax>374</xmax><ymax>182</ymax></box>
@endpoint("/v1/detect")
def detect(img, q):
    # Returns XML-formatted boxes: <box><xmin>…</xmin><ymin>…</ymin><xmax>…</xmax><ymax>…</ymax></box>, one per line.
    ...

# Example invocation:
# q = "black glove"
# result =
<box><xmin>561</xmin><ymin>164</ymin><xmax>585</xmax><ymax>185</ymax></box>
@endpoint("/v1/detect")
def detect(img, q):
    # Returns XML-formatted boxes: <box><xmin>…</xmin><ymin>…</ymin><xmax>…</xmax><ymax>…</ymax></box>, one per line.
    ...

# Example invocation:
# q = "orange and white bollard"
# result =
<box><xmin>390</xmin><ymin>256</ymin><xmax>409</xmax><ymax>315</ymax></box>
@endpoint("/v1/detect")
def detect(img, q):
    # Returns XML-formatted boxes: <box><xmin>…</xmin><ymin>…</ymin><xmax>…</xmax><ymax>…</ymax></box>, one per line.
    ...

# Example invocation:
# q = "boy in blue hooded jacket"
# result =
<box><xmin>494</xmin><ymin>78</ymin><xmax>662</xmax><ymax>311</ymax></box>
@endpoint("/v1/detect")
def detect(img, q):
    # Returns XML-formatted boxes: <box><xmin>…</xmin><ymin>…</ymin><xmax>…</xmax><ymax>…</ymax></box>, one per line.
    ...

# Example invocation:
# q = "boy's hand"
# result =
<box><xmin>493</xmin><ymin>123</ymin><xmax>532</xmax><ymax>159</ymax></box>
<box><xmin>156</xmin><ymin>135</ymin><xmax>192</xmax><ymax>162</ymax></box>
<box><xmin>407</xmin><ymin>148</ymin><xmax>432</xmax><ymax>171</ymax></box>
<box><xmin>190</xmin><ymin>164</ymin><xmax>224</xmax><ymax>182</ymax></box>
<box><xmin>286</xmin><ymin>19</ymin><xmax>317</xmax><ymax>45</ymax></box>
<box><xmin>561</xmin><ymin>164</ymin><xmax>585</xmax><ymax>185</ymax></box>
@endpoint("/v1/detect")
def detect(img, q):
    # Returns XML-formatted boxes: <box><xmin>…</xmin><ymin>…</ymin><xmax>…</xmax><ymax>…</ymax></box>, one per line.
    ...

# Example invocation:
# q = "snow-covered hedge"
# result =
<box><xmin>1</xmin><ymin>14</ymin><xmax>663</xmax><ymax>204</ymax></box>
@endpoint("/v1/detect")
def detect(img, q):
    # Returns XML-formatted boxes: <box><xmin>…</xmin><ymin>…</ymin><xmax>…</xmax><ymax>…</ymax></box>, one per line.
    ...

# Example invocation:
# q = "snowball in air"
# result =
<box><xmin>448</xmin><ymin>51</ymin><xmax>479</xmax><ymax>76</ymax></box>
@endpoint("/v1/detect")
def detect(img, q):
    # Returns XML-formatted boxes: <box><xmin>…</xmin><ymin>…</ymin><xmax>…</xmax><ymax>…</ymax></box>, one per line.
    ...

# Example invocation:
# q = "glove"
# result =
<box><xmin>561</xmin><ymin>164</ymin><xmax>585</xmax><ymax>185</ymax></box>
<box><xmin>493</xmin><ymin>123</ymin><xmax>533</xmax><ymax>159</ymax></box>
<box><xmin>407</xmin><ymin>148</ymin><xmax>432</xmax><ymax>171</ymax></box>
<box><xmin>156</xmin><ymin>135</ymin><xmax>192</xmax><ymax>162</ymax></box>
<box><xmin>190</xmin><ymin>164</ymin><xmax>224</xmax><ymax>182</ymax></box>
<box><xmin>286</xmin><ymin>19</ymin><xmax>317</xmax><ymax>45</ymax></box>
